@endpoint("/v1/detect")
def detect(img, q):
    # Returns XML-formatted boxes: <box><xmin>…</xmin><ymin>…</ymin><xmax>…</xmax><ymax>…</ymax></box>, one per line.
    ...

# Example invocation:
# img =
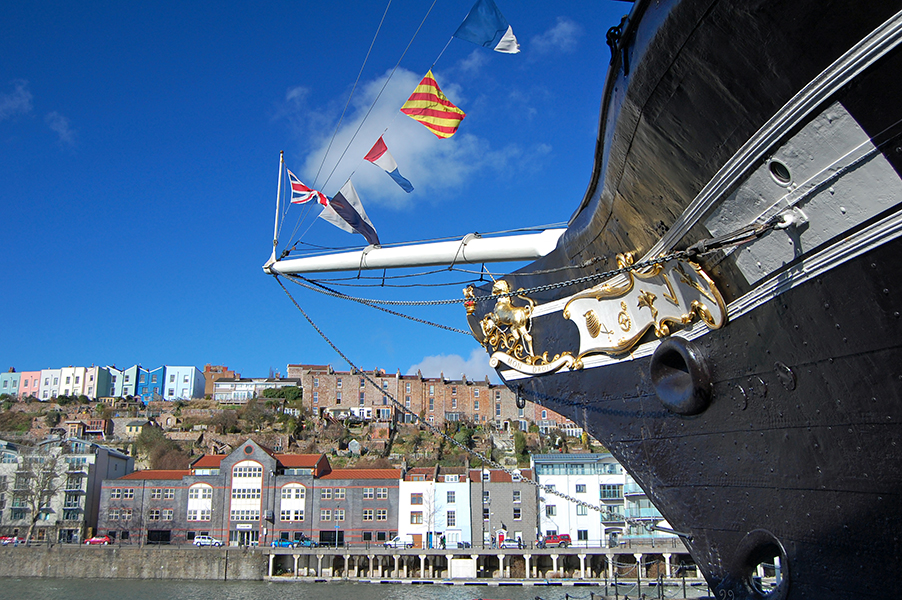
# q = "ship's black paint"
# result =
<box><xmin>471</xmin><ymin>1</ymin><xmax>902</xmax><ymax>598</ymax></box>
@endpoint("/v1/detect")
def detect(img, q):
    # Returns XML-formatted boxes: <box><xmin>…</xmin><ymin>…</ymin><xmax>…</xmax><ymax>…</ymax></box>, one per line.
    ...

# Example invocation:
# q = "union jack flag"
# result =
<box><xmin>287</xmin><ymin>169</ymin><xmax>328</xmax><ymax>206</ymax></box>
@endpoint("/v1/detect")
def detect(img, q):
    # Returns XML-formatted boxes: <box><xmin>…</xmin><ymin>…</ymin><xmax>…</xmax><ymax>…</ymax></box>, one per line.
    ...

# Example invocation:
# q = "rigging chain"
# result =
<box><xmin>276</xmin><ymin>275</ymin><xmax>671</xmax><ymax>531</ymax></box>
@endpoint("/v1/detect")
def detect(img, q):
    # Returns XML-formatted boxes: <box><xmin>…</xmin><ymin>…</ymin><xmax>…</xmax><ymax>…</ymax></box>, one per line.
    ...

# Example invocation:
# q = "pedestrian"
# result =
<box><xmin>517</xmin><ymin>536</ymin><xmax>523</xmax><ymax>549</ymax></box>
<box><xmin>491</xmin><ymin>535</ymin><xmax>496</xmax><ymax>548</ymax></box>
<box><xmin>440</xmin><ymin>535</ymin><xmax>446</xmax><ymax>549</ymax></box>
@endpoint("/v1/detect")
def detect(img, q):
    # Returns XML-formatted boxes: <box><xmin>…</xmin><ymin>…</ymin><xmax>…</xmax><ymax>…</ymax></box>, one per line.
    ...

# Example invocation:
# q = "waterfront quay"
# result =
<box><xmin>264</xmin><ymin>539</ymin><xmax>696</xmax><ymax>584</ymax></box>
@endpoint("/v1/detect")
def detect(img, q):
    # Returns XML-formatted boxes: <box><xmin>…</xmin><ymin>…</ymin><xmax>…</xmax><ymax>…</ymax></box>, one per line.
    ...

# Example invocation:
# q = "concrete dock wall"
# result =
<box><xmin>0</xmin><ymin>545</ymin><xmax>266</xmax><ymax>580</ymax></box>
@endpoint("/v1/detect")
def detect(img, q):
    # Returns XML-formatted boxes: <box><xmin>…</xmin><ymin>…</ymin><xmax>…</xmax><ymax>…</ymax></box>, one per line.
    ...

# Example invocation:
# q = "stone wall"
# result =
<box><xmin>0</xmin><ymin>545</ymin><xmax>266</xmax><ymax>580</ymax></box>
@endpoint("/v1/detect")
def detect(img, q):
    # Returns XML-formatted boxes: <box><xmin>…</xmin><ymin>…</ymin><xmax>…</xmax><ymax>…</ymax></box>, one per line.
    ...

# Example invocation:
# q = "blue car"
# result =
<box><xmin>294</xmin><ymin>536</ymin><xmax>317</xmax><ymax>548</ymax></box>
<box><xmin>270</xmin><ymin>539</ymin><xmax>297</xmax><ymax>548</ymax></box>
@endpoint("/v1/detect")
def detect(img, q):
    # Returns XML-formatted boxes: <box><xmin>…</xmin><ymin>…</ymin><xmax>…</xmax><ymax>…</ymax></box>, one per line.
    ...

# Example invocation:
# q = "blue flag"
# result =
<box><xmin>454</xmin><ymin>0</ymin><xmax>520</xmax><ymax>54</ymax></box>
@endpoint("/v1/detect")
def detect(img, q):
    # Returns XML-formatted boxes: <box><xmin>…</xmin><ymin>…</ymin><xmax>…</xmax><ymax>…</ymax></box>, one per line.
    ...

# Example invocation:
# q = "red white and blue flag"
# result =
<box><xmin>364</xmin><ymin>137</ymin><xmax>414</xmax><ymax>193</ymax></box>
<box><xmin>287</xmin><ymin>169</ymin><xmax>328</xmax><ymax>206</ymax></box>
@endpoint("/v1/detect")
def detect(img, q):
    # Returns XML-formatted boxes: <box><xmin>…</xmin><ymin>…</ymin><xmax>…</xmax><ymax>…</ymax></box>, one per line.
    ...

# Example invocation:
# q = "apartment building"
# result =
<box><xmin>287</xmin><ymin>363</ymin><xmax>580</xmax><ymax>433</ymax></box>
<box><xmin>468</xmin><ymin>467</ymin><xmax>539</xmax><ymax>547</ymax></box>
<box><xmin>0</xmin><ymin>438</ymin><xmax>133</xmax><ymax>543</ymax></box>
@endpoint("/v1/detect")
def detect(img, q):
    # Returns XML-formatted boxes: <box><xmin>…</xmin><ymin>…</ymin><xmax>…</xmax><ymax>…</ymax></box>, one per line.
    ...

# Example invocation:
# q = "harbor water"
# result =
<box><xmin>0</xmin><ymin>578</ymin><xmax>716</xmax><ymax>600</ymax></box>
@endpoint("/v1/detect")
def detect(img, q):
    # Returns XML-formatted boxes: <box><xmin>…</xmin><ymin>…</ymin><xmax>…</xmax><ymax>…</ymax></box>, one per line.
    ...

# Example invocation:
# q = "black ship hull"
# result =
<box><xmin>470</xmin><ymin>1</ymin><xmax>902</xmax><ymax>598</ymax></box>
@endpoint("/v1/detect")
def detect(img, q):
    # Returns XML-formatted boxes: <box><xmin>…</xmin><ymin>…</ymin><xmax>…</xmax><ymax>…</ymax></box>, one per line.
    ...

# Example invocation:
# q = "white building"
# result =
<box><xmin>212</xmin><ymin>378</ymin><xmax>301</xmax><ymax>405</ymax></box>
<box><xmin>532</xmin><ymin>453</ymin><xmax>627</xmax><ymax>547</ymax></box>
<box><xmin>39</xmin><ymin>368</ymin><xmax>62</xmax><ymax>401</ymax></box>
<box><xmin>434</xmin><ymin>467</ymin><xmax>472</xmax><ymax>547</ymax></box>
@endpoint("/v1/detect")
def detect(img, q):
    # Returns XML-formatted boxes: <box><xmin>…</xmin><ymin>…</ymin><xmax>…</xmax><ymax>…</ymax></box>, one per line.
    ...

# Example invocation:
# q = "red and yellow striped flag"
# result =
<box><xmin>400</xmin><ymin>70</ymin><xmax>466</xmax><ymax>139</ymax></box>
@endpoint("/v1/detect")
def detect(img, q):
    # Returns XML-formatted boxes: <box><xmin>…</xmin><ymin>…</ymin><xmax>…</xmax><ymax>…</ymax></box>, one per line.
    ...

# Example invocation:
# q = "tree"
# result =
<box><xmin>15</xmin><ymin>447</ymin><xmax>64</xmax><ymax>544</ymax></box>
<box><xmin>136</xmin><ymin>425</ymin><xmax>190</xmax><ymax>469</ymax></box>
<box><xmin>209</xmin><ymin>410</ymin><xmax>238</xmax><ymax>434</ymax></box>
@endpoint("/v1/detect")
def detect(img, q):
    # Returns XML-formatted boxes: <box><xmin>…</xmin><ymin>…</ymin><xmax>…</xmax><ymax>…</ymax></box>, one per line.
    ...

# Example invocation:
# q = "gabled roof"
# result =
<box><xmin>320</xmin><ymin>468</ymin><xmax>401</xmax><ymax>480</ymax></box>
<box><xmin>468</xmin><ymin>468</ymin><xmax>534</xmax><ymax>483</ymax></box>
<box><xmin>275</xmin><ymin>454</ymin><xmax>323</xmax><ymax>468</ymax></box>
<box><xmin>118</xmin><ymin>470</ymin><xmax>190</xmax><ymax>480</ymax></box>
<box><xmin>191</xmin><ymin>455</ymin><xmax>225</xmax><ymax>468</ymax></box>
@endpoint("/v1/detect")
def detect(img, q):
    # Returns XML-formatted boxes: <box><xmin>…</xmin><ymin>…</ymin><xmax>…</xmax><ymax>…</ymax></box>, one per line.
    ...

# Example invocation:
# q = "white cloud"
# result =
<box><xmin>45</xmin><ymin>111</ymin><xmax>75</xmax><ymax>146</ymax></box>
<box><xmin>530</xmin><ymin>17</ymin><xmax>582</xmax><ymax>54</ymax></box>
<box><xmin>0</xmin><ymin>80</ymin><xmax>33</xmax><ymax>121</ymax></box>
<box><xmin>458</xmin><ymin>49</ymin><xmax>488</xmax><ymax>75</ymax></box>
<box><xmin>407</xmin><ymin>348</ymin><xmax>499</xmax><ymax>383</ymax></box>
<box><xmin>279</xmin><ymin>68</ymin><xmax>530</xmax><ymax>210</ymax></box>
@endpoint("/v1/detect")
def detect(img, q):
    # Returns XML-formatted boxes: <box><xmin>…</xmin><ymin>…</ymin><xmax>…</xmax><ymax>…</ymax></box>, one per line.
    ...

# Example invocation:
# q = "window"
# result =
<box><xmin>514</xmin><ymin>508</ymin><xmax>522</xmax><ymax>520</ymax></box>
<box><xmin>335</xmin><ymin>509</ymin><xmax>345</xmax><ymax>521</ymax></box>
<box><xmin>411</xmin><ymin>493</ymin><xmax>423</xmax><ymax>505</ymax></box>
<box><xmin>541</xmin><ymin>410</ymin><xmax>547</xmax><ymax>419</ymax></box>
<box><xmin>337</xmin><ymin>378</ymin><xmax>342</xmax><ymax>388</ymax></box>
<box><xmin>231</xmin><ymin>488</ymin><xmax>261</xmax><ymax>499</ymax></box>
<box><xmin>151</xmin><ymin>375</ymin><xmax>158</xmax><ymax>384</ymax></box>
<box><xmin>600</xmin><ymin>484</ymin><xmax>623</xmax><ymax>499</ymax></box>
<box><xmin>281</xmin><ymin>486</ymin><xmax>305</xmax><ymax>499</ymax></box>
<box><xmin>359</xmin><ymin>391</ymin><xmax>365</xmax><ymax>405</ymax></box>
<box><xmin>335</xmin><ymin>391</ymin><xmax>341</xmax><ymax>404</ymax></box>
<box><xmin>495</xmin><ymin>403</ymin><xmax>501</xmax><ymax>417</ymax></box>
<box><xmin>474</xmin><ymin>400</ymin><xmax>479</xmax><ymax>411</ymax></box>
<box><xmin>451</xmin><ymin>397</ymin><xmax>457</xmax><ymax>409</ymax></box>
<box><xmin>189</xmin><ymin>485</ymin><xmax>213</xmax><ymax>499</ymax></box>
<box><xmin>230</xmin><ymin>509</ymin><xmax>259</xmax><ymax>521</ymax></box>
<box><xmin>546</xmin><ymin>505</ymin><xmax>557</xmax><ymax>517</ymax></box>
<box><xmin>360</xmin><ymin>379</ymin><xmax>365</xmax><ymax>388</ymax></box>
<box><xmin>163</xmin><ymin>488</ymin><xmax>175</xmax><ymax>499</ymax></box>
<box><xmin>321</xmin><ymin>509</ymin><xmax>332</xmax><ymax>521</ymax></box>
<box><xmin>376</xmin><ymin>509</ymin><xmax>387</xmax><ymax>521</ymax></box>
<box><xmin>447</xmin><ymin>491</ymin><xmax>456</xmax><ymax>504</ymax></box>
<box><xmin>405</xmin><ymin>382</ymin><xmax>411</xmax><ymax>393</ymax></box>
<box><xmin>410</xmin><ymin>511</ymin><xmax>423</xmax><ymax>524</ymax></box>
<box><xmin>334</xmin><ymin>488</ymin><xmax>345</xmax><ymax>500</ymax></box>
<box><xmin>483</xmin><ymin>508</ymin><xmax>490</xmax><ymax>521</ymax></box>
<box><xmin>110</xmin><ymin>488</ymin><xmax>121</xmax><ymax>499</ymax></box>
<box><xmin>321</xmin><ymin>488</ymin><xmax>332</xmax><ymax>500</ymax></box>
<box><xmin>376</xmin><ymin>487</ymin><xmax>388</xmax><ymax>499</ymax></box>
<box><xmin>148</xmin><ymin>509</ymin><xmax>161</xmax><ymax>521</ymax></box>
<box><xmin>280</xmin><ymin>509</ymin><xmax>304</xmax><ymax>521</ymax></box>
<box><xmin>429</xmin><ymin>397</ymin><xmax>434</xmax><ymax>411</ymax></box>
<box><xmin>363</xmin><ymin>488</ymin><xmax>374</xmax><ymax>499</ymax></box>
<box><xmin>122</xmin><ymin>509</ymin><xmax>132</xmax><ymax>520</ymax></box>
<box><xmin>577</xmin><ymin>503</ymin><xmax>590</xmax><ymax>516</ymax></box>
<box><xmin>451</xmin><ymin>386</ymin><xmax>457</xmax><ymax>395</ymax></box>
<box><xmin>405</xmin><ymin>396</ymin><xmax>410</xmax><ymax>408</ymax></box>
<box><xmin>313</xmin><ymin>392</ymin><xmax>318</xmax><ymax>404</ymax></box>
<box><xmin>123</xmin><ymin>488</ymin><xmax>134</xmax><ymax>500</ymax></box>
<box><xmin>233</xmin><ymin>464</ymin><xmax>263</xmax><ymax>478</ymax></box>
<box><xmin>512</xmin><ymin>490</ymin><xmax>522</xmax><ymax>503</ymax></box>
<box><xmin>109</xmin><ymin>509</ymin><xmax>120</xmax><ymax>520</ymax></box>
<box><xmin>575</xmin><ymin>484</ymin><xmax>586</xmax><ymax>494</ymax></box>
<box><xmin>151</xmin><ymin>488</ymin><xmax>162</xmax><ymax>499</ymax></box>
<box><xmin>362</xmin><ymin>509</ymin><xmax>374</xmax><ymax>521</ymax></box>
<box><xmin>446</xmin><ymin>511</ymin><xmax>456</xmax><ymax>527</ymax></box>
<box><xmin>483</xmin><ymin>491</ymin><xmax>490</xmax><ymax>504</ymax></box>
<box><xmin>170</xmin><ymin>374</ymin><xmax>176</xmax><ymax>382</ymax></box>
<box><xmin>162</xmin><ymin>509</ymin><xmax>174</xmax><ymax>521</ymax></box>
<box><xmin>578</xmin><ymin>530</ymin><xmax>589</xmax><ymax>541</ymax></box>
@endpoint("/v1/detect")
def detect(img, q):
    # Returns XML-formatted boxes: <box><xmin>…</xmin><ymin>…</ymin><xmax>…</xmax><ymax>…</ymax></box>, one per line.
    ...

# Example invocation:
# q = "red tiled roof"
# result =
<box><xmin>468</xmin><ymin>469</ymin><xmax>534</xmax><ymax>483</ymax></box>
<box><xmin>319</xmin><ymin>468</ymin><xmax>401</xmax><ymax>480</ymax></box>
<box><xmin>276</xmin><ymin>454</ymin><xmax>323</xmax><ymax>468</ymax></box>
<box><xmin>191</xmin><ymin>455</ymin><xmax>225</xmax><ymax>468</ymax></box>
<box><xmin>118</xmin><ymin>470</ymin><xmax>190</xmax><ymax>481</ymax></box>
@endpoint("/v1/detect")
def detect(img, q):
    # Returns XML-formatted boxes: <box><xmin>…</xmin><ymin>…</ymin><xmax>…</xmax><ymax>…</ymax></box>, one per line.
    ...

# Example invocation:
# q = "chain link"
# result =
<box><xmin>275</xmin><ymin>276</ymin><xmax>656</xmax><ymax>530</ymax></box>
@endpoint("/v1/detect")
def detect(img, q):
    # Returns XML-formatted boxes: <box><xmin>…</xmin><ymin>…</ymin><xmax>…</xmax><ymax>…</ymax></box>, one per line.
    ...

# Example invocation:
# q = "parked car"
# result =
<box><xmin>193</xmin><ymin>535</ymin><xmax>224</xmax><ymax>547</ymax></box>
<box><xmin>271</xmin><ymin>539</ymin><xmax>296</xmax><ymax>548</ymax></box>
<box><xmin>84</xmin><ymin>535</ymin><xmax>111</xmax><ymax>545</ymax></box>
<box><xmin>0</xmin><ymin>536</ymin><xmax>20</xmax><ymax>546</ymax></box>
<box><xmin>537</xmin><ymin>533</ymin><xmax>571</xmax><ymax>548</ymax></box>
<box><xmin>383</xmin><ymin>535</ymin><xmax>414</xmax><ymax>549</ymax></box>
<box><xmin>500</xmin><ymin>538</ymin><xmax>522</xmax><ymax>549</ymax></box>
<box><xmin>456</xmin><ymin>541</ymin><xmax>472</xmax><ymax>548</ymax></box>
<box><xmin>295</xmin><ymin>536</ymin><xmax>317</xmax><ymax>548</ymax></box>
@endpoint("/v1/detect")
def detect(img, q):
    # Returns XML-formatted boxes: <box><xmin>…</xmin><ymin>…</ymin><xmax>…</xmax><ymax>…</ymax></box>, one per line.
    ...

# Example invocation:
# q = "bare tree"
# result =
<box><xmin>15</xmin><ymin>447</ymin><xmax>64</xmax><ymax>543</ymax></box>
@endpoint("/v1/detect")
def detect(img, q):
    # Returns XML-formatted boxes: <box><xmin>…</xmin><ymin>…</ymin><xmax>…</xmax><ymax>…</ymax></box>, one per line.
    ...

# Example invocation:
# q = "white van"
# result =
<box><xmin>383</xmin><ymin>535</ymin><xmax>414</xmax><ymax>548</ymax></box>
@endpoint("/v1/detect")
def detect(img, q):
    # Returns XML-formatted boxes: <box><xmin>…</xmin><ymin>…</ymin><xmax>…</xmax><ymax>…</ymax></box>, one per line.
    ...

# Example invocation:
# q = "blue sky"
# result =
<box><xmin>0</xmin><ymin>1</ymin><xmax>629</xmax><ymax>384</ymax></box>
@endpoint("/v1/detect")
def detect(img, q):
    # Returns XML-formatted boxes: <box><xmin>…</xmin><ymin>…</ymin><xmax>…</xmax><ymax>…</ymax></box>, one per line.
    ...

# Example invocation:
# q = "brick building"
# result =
<box><xmin>286</xmin><ymin>364</ymin><xmax>580</xmax><ymax>434</ymax></box>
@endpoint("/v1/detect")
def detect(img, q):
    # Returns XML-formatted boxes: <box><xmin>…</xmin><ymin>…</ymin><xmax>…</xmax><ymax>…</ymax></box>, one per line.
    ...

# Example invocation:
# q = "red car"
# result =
<box><xmin>84</xmin><ymin>535</ymin><xmax>111</xmax><ymax>545</ymax></box>
<box><xmin>0</xmin><ymin>536</ymin><xmax>20</xmax><ymax>546</ymax></box>
<box><xmin>538</xmin><ymin>533</ymin><xmax>571</xmax><ymax>548</ymax></box>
